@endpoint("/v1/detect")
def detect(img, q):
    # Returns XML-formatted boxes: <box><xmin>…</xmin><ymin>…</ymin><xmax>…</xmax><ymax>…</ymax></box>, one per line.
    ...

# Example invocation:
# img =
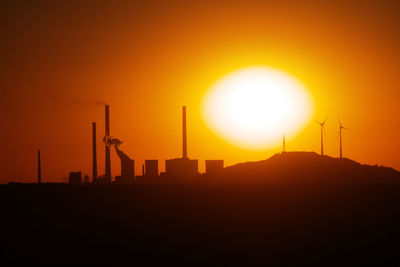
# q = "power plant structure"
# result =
<box><xmin>83</xmin><ymin>104</ymin><xmax>225</xmax><ymax>185</ymax></box>
<box><xmin>136</xmin><ymin>160</ymin><xmax>159</xmax><ymax>183</ymax></box>
<box><xmin>91</xmin><ymin>105</ymin><xmax>115</xmax><ymax>184</ymax></box>
<box><xmin>114</xmin><ymin>143</ymin><xmax>135</xmax><ymax>184</ymax></box>
<box><xmin>92</xmin><ymin>104</ymin><xmax>136</xmax><ymax>184</ymax></box>
<box><xmin>63</xmin><ymin>103</ymin><xmax>352</xmax><ymax>186</ymax></box>
<box><xmin>164</xmin><ymin>106</ymin><xmax>199</xmax><ymax>180</ymax></box>
<box><xmin>105</xmin><ymin>105</ymin><xmax>111</xmax><ymax>182</ymax></box>
<box><xmin>145</xmin><ymin>160</ymin><xmax>158</xmax><ymax>177</ymax></box>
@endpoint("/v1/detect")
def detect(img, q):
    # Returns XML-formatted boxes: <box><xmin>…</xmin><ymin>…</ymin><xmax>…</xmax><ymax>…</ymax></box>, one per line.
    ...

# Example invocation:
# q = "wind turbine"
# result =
<box><xmin>315</xmin><ymin>117</ymin><xmax>328</xmax><ymax>156</ymax></box>
<box><xmin>282</xmin><ymin>133</ymin><xmax>286</xmax><ymax>153</ymax></box>
<box><xmin>338</xmin><ymin>118</ymin><xmax>349</xmax><ymax>159</ymax></box>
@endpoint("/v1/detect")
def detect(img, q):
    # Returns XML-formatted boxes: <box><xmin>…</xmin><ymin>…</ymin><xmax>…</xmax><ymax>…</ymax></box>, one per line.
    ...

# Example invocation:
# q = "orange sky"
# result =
<box><xmin>1</xmin><ymin>0</ymin><xmax>400</xmax><ymax>183</ymax></box>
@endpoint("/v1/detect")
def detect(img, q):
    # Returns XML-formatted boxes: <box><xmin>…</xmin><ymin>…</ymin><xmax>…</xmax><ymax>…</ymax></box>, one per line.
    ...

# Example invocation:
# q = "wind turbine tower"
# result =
<box><xmin>282</xmin><ymin>133</ymin><xmax>286</xmax><ymax>152</ymax></box>
<box><xmin>316</xmin><ymin>118</ymin><xmax>327</xmax><ymax>156</ymax></box>
<box><xmin>339</xmin><ymin>119</ymin><xmax>349</xmax><ymax>159</ymax></box>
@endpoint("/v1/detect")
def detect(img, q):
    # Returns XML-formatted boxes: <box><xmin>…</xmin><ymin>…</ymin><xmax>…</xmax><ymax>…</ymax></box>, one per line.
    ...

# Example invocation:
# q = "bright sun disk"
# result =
<box><xmin>202</xmin><ymin>66</ymin><xmax>314</xmax><ymax>149</ymax></box>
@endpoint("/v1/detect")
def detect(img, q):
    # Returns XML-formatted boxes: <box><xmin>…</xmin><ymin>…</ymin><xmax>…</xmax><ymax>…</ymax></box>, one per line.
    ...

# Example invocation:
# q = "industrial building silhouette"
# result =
<box><xmin>30</xmin><ymin>104</ymin><xmax>384</xmax><ymax>186</ymax></box>
<box><xmin>164</xmin><ymin>106</ymin><xmax>200</xmax><ymax>181</ymax></box>
<box><xmin>114</xmin><ymin>144</ymin><xmax>135</xmax><ymax>184</ymax></box>
<box><xmin>67</xmin><ymin>105</ymin><xmax>223</xmax><ymax>185</ymax></box>
<box><xmin>22</xmin><ymin>100</ymin><xmax>359</xmax><ymax>186</ymax></box>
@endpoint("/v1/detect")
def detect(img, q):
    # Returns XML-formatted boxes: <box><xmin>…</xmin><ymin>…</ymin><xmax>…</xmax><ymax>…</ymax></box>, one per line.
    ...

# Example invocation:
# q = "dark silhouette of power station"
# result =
<box><xmin>164</xmin><ymin>106</ymin><xmax>199</xmax><ymax>181</ymax></box>
<box><xmin>74</xmin><ymin>104</ymin><xmax>223</xmax><ymax>185</ymax></box>
<box><xmin>58</xmin><ymin>102</ymin><xmax>358</xmax><ymax>186</ymax></box>
<box><xmin>105</xmin><ymin>105</ymin><xmax>111</xmax><ymax>182</ymax></box>
<box><xmin>114</xmin><ymin>141</ymin><xmax>135</xmax><ymax>183</ymax></box>
<box><xmin>38</xmin><ymin>103</ymin><xmax>354</xmax><ymax>185</ymax></box>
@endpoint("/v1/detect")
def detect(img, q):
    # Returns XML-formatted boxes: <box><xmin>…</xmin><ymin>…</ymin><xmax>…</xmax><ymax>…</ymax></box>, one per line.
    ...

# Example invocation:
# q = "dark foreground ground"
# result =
<box><xmin>1</xmin><ymin>183</ymin><xmax>400</xmax><ymax>265</ymax></box>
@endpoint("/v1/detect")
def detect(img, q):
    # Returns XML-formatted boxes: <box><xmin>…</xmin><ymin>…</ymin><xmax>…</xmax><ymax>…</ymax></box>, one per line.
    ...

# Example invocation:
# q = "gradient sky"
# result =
<box><xmin>1</xmin><ymin>0</ymin><xmax>400</xmax><ymax>183</ymax></box>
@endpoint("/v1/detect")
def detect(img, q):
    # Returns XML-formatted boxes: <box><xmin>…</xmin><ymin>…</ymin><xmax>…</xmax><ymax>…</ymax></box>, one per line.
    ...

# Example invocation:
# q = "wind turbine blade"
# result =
<box><xmin>338</xmin><ymin>116</ymin><xmax>343</xmax><ymax>128</ymax></box>
<box><xmin>322</xmin><ymin>116</ymin><xmax>328</xmax><ymax>125</ymax></box>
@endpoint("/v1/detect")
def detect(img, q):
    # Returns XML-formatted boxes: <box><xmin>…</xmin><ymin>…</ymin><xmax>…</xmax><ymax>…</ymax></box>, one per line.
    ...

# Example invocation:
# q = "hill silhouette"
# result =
<box><xmin>220</xmin><ymin>151</ymin><xmax>400</xmax><ymax>184</ymax></box>
<box><xmin>2</xmin><ymin>153</ymin><xmax>400</xmax><ymax>265</ymax></box>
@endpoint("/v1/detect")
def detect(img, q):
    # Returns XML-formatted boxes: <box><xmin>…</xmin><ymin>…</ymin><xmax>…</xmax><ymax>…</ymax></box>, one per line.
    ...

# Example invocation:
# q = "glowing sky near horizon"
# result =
<box><xmin>1</xmin><ymin>0</ymin><xmax>400</xmax><ymax>182</ymax></box>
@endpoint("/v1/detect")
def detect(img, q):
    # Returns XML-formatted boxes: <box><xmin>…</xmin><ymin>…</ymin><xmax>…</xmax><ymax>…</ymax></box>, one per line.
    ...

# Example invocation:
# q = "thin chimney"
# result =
<box><xmin>105</xmin><ymin>105</ymin><xmax>111</xmax><ymax>179</ymax></box>
<box><xmin>38</xmin><ymin>150</ymin><xmax>41</xmax><ymax>184</ymax></box>
<box><xmin>92</xmin><ymin>122</ymin><xmax>97</xmax><ymax>180</ymax></box>
<box><xmin>182</xmin><ymin>106</ymin><xmax>187</xmax><ymax>159</ymax></box>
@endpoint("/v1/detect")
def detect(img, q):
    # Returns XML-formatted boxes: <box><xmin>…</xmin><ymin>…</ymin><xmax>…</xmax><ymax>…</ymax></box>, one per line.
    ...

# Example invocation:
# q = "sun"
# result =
<box><xmin>202</xmin><ymin>66</ymin><xmax>314</xmax><ymax>149</ymax></box>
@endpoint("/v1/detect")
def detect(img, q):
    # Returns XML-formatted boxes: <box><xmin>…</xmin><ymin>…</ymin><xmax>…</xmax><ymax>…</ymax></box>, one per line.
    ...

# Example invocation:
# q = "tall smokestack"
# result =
<box><xmin>105</xmin><ymin>105</ymin><xmax>111</xmax><ymax>179</ymax></box>
<box><xmin>92</xmin><ymin>122</ymin><xmax>97</xmax><ymax>180</ymax></box>
<box><xmin>182</xmin><ymin>106</ymin><xmax>187</xmax><ymax>159</ymax></box>
<box><xmin>38</xmin><ymin>150</ymin><xmax>41</xmax><ymax>184</ymax></box>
